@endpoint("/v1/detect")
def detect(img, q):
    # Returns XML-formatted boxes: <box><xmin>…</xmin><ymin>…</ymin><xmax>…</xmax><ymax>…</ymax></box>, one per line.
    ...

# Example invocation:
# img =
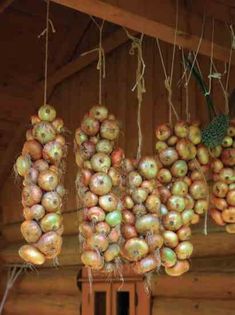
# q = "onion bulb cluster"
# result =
<box><xmin>155</xmin><ymin>121</ymin><xmax>210</xmax><ymax>276</ymax></box>
<box><xmin>15</xmin><ymin>105</ymin><xmax>67</xmax><ymax>265</ymax></box>
<box><xmin>120</xmin><ymin>157</ymin><xmax>162</xmax><ymax>274</ymax></box>
<box><xmin>210</xmin><ymin>119</ymin><xmax>235</xmax><ymax>233</ymax></box>
<box><xmin>75</xmin><ymin>105</ymin><xmax>124</xmax><ymax>272</ymax></box>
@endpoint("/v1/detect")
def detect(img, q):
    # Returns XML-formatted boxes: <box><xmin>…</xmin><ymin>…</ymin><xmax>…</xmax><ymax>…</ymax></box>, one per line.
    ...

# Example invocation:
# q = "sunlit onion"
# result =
<box><xmin>36</xmin><ymin>231</ymin><xmax>62</xmax><ymax>259</ymax></box>
<box><xmin>19</xmin><ymin>245</ymin><xmax>45</xmax><ymax>265</ymax></box>
<box><xmin>42</xmin><ymin>191</ymin><xmax>62</xmax><ymax>212</ymax></box>
<box><xmin>21</xmin><ymin>220</ymin><xmax>42</xmax><ymax>243</ymax></box>
<box><xmin>22</xmin><ymin>185</ymin><xmax>42</xmax><ymax>207</ymax></box>
<box><xmin>38</xmin><ymin>169</ymin><xmax>59</xmax><ymax>191</ymax></box>
<box><xmin>33</xmin><ymin>122</ymin><xmax>56</xmax><ymax>144</ymax></box>
<box><xmin>40</xmin><ymin>213</ymin><xmax>62</xmax><ymax>232</ymax></box>
<box><xmin>15</xmin><ymin>155</ymin><xmax>32</xmax><ymax>177</ymax></box>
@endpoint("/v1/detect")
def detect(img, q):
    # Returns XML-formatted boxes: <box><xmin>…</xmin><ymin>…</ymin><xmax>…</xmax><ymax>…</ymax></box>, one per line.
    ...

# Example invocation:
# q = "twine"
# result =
<box><xmin>205</xmin><ymin>18</ymin><xmax>215</xmax><ymax>97</ymax></box>
<box><xmin>156</xmin><ymin>0</ymin><xmax>179</xmax><ymax>125</ymax></box>
<box><xmin>0</xmin><ymin>265</ymin><xmax>25</xmax><ymax>314</ymax></box>
<box><xmin>181</xmin><ymin>49</ymin><xmax>190</xmax><ymax>121</ymax></box>
<box><xmin>38</xmin><ymin>0</ymin><xmax>56</xmax><ymax>106</ymax></box>
<box><xmin>125</xmin><ymin>30</ymin><xmax>146</xmax><ymax>160</ymax></box>
<box><xmin>224</xmin><ymin>24</ymin><xmax>234</xmax><ymax>114</ymax></box>
<box><xmin>81</xmin><ymin>17</ymin><xmax>105</xmax><ymax>105</ymax></box>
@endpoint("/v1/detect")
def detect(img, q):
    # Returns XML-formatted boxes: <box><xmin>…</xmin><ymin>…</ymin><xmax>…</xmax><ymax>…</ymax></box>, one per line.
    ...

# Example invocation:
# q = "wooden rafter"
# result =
<box><xmin>50</xmin><ymin>0</ymin><xmax>235</xmax><ymax>65</ymax></box>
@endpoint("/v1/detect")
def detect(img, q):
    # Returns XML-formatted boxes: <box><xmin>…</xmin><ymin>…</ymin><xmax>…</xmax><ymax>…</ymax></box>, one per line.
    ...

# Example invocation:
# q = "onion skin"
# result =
<box><xmin>38</xmin><ymin>105</ymin><xmax>56</xmax><ymax>122</ymax></box>
<box><xmin>22</xmin><ymin>140</ymin><xmax>42</xmax><ymax>161</ymax></box>
<box><xmin>23</xmin><ymin>204</ymin><xmax>45</xmax><ymax>221</ymax></box>
<box><xmin>133</xmin><ymin>255</ymin><xmax>160</xmax><ymax>274</ymax></box>
<box><xmin>38</xmin><ymin>170</ymin><xmax>59</xmax><ymax>191</ymax></box>
<box><xmin>135</xmin><ymin>214</ymin><xmax>159</xmax><ymax>234</ymax></box>
<box><xmin>81</xmin><ymin>250</ymin><xmax>104</xmax><ymax>270</ymax></box>
<box><xmin>111</xmin><ymin>148</ymin><xmax>124</xmax><ymax>167</ymax></box>
<box><xmin>21</xmin><ymin>220</ymin><xmax>42</xmax><ymax>243</ymax></box>
<box><xmin>33</xmin><ymin>159</ymin><xmax>49</xmax><ymax>172</ymax></box>
<box><xmin>43</xmin><ymin>141</ymin><xmax>63</xmax><ymax>164</ymax></box>
<box><xmin>22</xmin><ymin>185</ymin><xmax>42</xmax><ymax>207</ymax></box>
<box><xmin>163</xmin><ymin>231</ymin><xmax>179</xmax><ymax>248</ymax></box>
<box><xmin>105</xmin><ymin>210</ymin><xmax>122</xmax><ymax>227</ymax></box>
<box><xmin>165</xmin><ymin>260</ymin><xmax>190</xmax><ymax>277</ymax></box>
<box><xmin>83</xmin><ymin>191</ymin><xmax>98</xmax><ymax>208</ymax></box>
<box><xmin>123</xmin><ymin>238</ymin><xmax>149</xmax><ymax>262</ymax></box>
<box><xmin>36</xmin><ymin>231</ymin><xmax>62</xmax><ymax>259</ymax></box>
<box><xmin>89</xmin><ymin>172</ymin><xmax>112</xmax><ymax>196</ymax></box>
<box><xmin>41</xmin><ymin>192</ymin><xmax>62</xmax><ymax>212</ymax></box>
<box><xmin>19</xmin><ymin>245</ymin><xmax>45</xmax><ymax>265</ymax></box>
<box><xmin>40</xmin><ymin>213</ymin><xmax>62</xmax><ymax>232</ymax></box>
<box><xmin>15</xmin><ymin>155</ymin><xmax>32</xmax><ymax>177</ymax></box>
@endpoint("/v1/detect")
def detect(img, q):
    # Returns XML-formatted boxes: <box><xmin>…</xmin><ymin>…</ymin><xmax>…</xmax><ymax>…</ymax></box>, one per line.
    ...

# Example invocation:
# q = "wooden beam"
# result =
<box><xmin>50</xmin><ymin>0</ymin><xmax>235</xmax><ymax>65</ymax></box>
<box><xmin>0</xmin><ymin>0</ymin><xmax>14</xmax><ymax>13</ymax></box>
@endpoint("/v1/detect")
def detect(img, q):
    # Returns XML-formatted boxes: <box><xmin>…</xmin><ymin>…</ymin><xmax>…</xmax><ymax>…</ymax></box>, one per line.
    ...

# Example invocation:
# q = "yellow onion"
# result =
<box><xmin>146</xmin><ymin>234</ymin><xmax>164</xmax><ymax>252</ymax></box>
<box><xmin>108</xmin><ymin>227</ymin><xmax>121</xmax><ymax>243</ymax></box>
<box><xmin>105</xmin><ymin>210</ymin><xmax>122</xmax><ymax>227</ymax></box>
<box><xmin>21</xmin><ymin>220</ymin><xmax>42</xmax><ymax>243</ymax></box>
<box><xmin>210</xmin><ymin>208</ymin><xmax>226</xmax><ymax>226</ymax></box>
<box><xmin>127</xmin><ymin>171</ymin><xmax>142</xmax><ymax>188</ymax></box>
<box><xmin>155</xmin><ymin>141</ymin><xmax>168</xmax><ymax>153</ymax></box>
<box><xmin>123</xmin><ymin>238</ymin><xmax>149</xmax><ymax>262</ymax></box>
<box><xmin>165</xmin><ymin>260</ymin><xmax>190</xmax><ymax>276</ymax></box>
<box><xmin>175</xmin><ymin>241</ymin><xmax>193</xmax><ymax>259</ymax></box>
<box><xmin>52</xmin><ymin>118</ymin><xmax>64</xmax><ymax>134</ymax></box>
<box><xmin>122</xmin><ymin>210</ymin><xmax>135</xmax><ymax>225</ymax></box>
<box><xmin>167</xmin><ymin>195</ymin><xmax>185</xmax><ymax>212</ymax></box>
<box><xmin>159</xmin><ymin>148</ymin><xmax>178</xmax><ymax>166</ymax></box>
<box><xmin>123</xmin><ymin>196</ymin><xmax>134</xmax><ymax>209</ymax></box>
<box><xmin>38</xmin><ymin>169</ymin><xmax>59</xmax><ymax>191</ymax></box>
<box><xmin>176</xmin><ymin>139</ymin><xmax>196</xmax><ymax>160</ymax></box>
<box><xmin>96</xmin><ymin>139</ymin><xmax>113</xmax><ymax>154</ymax></box>
<box><xmin>33</xmin><ymin>122</ymin><xmax>56</xmax><ymax>144</ymax></box>
<box><xmin>133</xmin><ymin>255</ymin><xmax>160</xmax><ymax>274</ymax></box>
<box><xmin>24</xmin><ymin>167</ymin><xmax>39</xmax><ymax>185</ymax></box>
<box><xmin>83</xmin><ymin>191</ymin><xmax>98</xmax><ymax>207</ymax></box>
<box><xmin>22</xmin><ymin>140</ymin><xmax>42</xmax><ymax>160</ymax></box>
<box><xmin>26</xmin><ymin>129</ymin><xmax>34</xmax><ymax>141</ymax></box>
<box><xmin>155</xmin><ymin>124</ymin><xmax>172</xmax><ymax>141</ymax></box>
<box><xmin>135</xmin><ymin>214</ymin><xmax>159</xmax><ymax>234</ymax></box>
<box><xmin>167</xmin><ymin>135</ymin><xmax>178</xmax><ymax>146</ymax></box>
<box><xmin>87</xmin><ymin>233</ymin><xmax>109</xmax><ymax>252</ymax></box>
<box><xmin>190</xmin><ymin>180</ymin><xmax>208</xmax><ymax>199</ymax></box>
<box><xmin>99</xmin><ymin>193</ymin><xmax>118</xmax><ymax>212</ymax></box>
<box><xmin>87</xmin><ymin>206</ymin><xmax>105</xmax><ymax>222</ymax></box>
<box><xmin>121</xmin><ymin>224</ymin><xmax>137</xmax><ymax>239</ymax></box>
<box><xmin>89</xmin><ymin>105</ymin><xmax>108</xmax><ymax>121</ymax></box>
<box><xmin>211</xmin><ymin>196</ymin><xmax>227</xmax><ymax>211</ymax></box>
<box><xmin>33</xmin><ymin>159</ymin><xmax>49</xmax><ymax>172</ymax></box>
<box><xmin>171</xmin><ymin>160</ymin><xmax>188</xmax><ymax>177</ymax></box>
<box><xmin>157</xmin><ymin>168</ymin><xmax>172</xmax><ymax>184</ymax></box>
<box><xmin>104</xmin><ymin>244</ymin><xmax>120</xmax><ymax>262</ymax></box>
<box><xmin>162</xmin><ymin>211</ymin><xmax>183</xmax><ymax>231</ymax></box>
<box><xmin>171</xmin><ymin>180</ymin><xmax>188</xmax><ymax>197</ymax></box>
<box><xmin>79</xmin><ymin>222</ymin><xmax>94</xmax><ymax>238</ymax></box>
<box><xmin>131</xmin><ymin>188</ymin><xmax>148</xmax><ymax>204</ymax></box>
<box><xmin>43</xmin><ymin>141</ymin><xmax>63</xmax><ymax>164</ymax></box>
<box><xmin>36</xmin><ymin>231</ymin><xmax>62</xmax><ymax>259</ymax></box>
<box><xmin>159</xmin><ymin>186</ymin><xmax>171</xmax><ymax>203</ymax></box>
<box><xmin>197</xmin><ymin>145</ymin><xmax>209</xmax><ymax>165</ymax></box>
<box><xmin>177</xmin><ymin>226</ymin><xmax>191</xmax><ymax>241</ymax></box>
<box><xmin>15</xmin><ymin>155</ymin><xmax>32</xmax><ymax>177</ymax></box>
<box><xmin>100</xmin><ymin>119</ymin><xmax>119</xmax><ymax>140</ymax></box>
<box><xmin>161</xmin><ymin>247</ymin><xmax>177</xmax><ymax>267</ymax></box>
<box><xmin>19</xmin><ymin>245</ymin><xmax>45</xmax><ymax>265</ymax></box>
<box><xmin>145</xmin><ymin>194</ymin><xmax>161</xmax><ymax>214</ymax></box>
<box><xmin>188</xmin><ymin>125</ymin><xmax>201</xmax><ymax>144</ymax></box>
<box><xmin>184</xmin><ymin>194</ymin><xmax>195</xmax><ymax>210</ymax></box>
<box><xmin>81</xmin><ymin>250</ymin><xmax>104</xmax><ymax>270</ymax></box>
<box><xmin>174</xmin><ymin>121</ymin><xmax>189</xmax><ymax>138</ymax></box>
<box><xmin>163</xmin><ymin>231</ymin><xmax>179</xmax><ymax>248</ymax></box>
<box><xmin>40</xmin><ymin>213</ymin><xmax>62</xmax><ymax>232</ymax></box>
<box><xmin>38</xmin><ymin>105</ymin><xmax>56</xmax><ymax>122</ymax></box>
<box><xmin>89</xmin><ymin>172</ymin><xmax>112</xmax><ymax>196</ymax></box>
<box><xmin>23</xmin><ymin>204</ymin><xmax>45</xmax><ymax>221</ymax></box>
<box><xmin>108</xmin><ymin>167</ymin><xmax>122</xmax><ymax>186</ymax></box>
<box><xmin>194</xmin><ymin>199</ymin><xmax>208</xmax><ymax>215</ymax></box>
<box><xmin>22</xmin><ymin>185</ymin><xmax>42</xmax><ymax>207</ymax></box>
<box><xmin>31</xmin><ymin>115</ymin><xmax>41</xmax><ymax>125</ymax></box>
<box><xmin>219</xmin><ymin>168</ymin><xmax>234</xmax><ymax>184</ymax></box>
<box><xmin>133</xmin><ymin>204</ymin><xmax>147</xmax><ymax>216</ymax></box>
<box><xmin>95</xmin><ymin>222</ymin><xmax>111</xmax><ymax>235</ymax></box>
<box><xmin>181</xmin><ymin>209</ymin><xmax>194</xmax><ymax>225</ymax></box>
<box><xmin>56</xmin><ymin>184</ymin><xmax>66</xmax><ymax>198</ymax></box>
<box><xmin>226</xmin><ymin>224</ymin><xmax>235</xmax><ymax>234</ymax></box>
<box><xmin>75</xmin><ymin>128</ymin><xmax>88</xmax><ymax>145</ymax></box>
<box><xmin>42</xmin><ymin>191</ymin><xmax>62</xmax><ymax>212</ymax></box>
<box><xmin>221</xmin><ymin>149</ymin><xmax>235</xmax><ymax>166</ymax></box>
<box><xmin>81</xmin><ymin>115</ymin><xmax>100</xmax><ymax>136</ymax></box>
<box><xmin>91</xmin><ymin>152</ymin><xmax>111</xmax><ymax>173</ymax></box>
<box><xmin>141</xmin><ymin>180</ymin><xmax>156</xmax><ymax>193</ymax></box>
<box><xmin>212</xmin><ymin>181</ymin><xmax>229</xmax><ymax>198</ymax></box>
<box><xmin>138</xmin><ymin>156</ymin><xmax>158</xmax><ymax>179</ymax></box>
<box><xmin>227</xmin><ymin>190</ymin><xmax>235</xmax><ymax>206</ymax></box>
<box><xmin>222</xmin><ymin>207</ymin><xmax>235</xmax><ymax>223</ymax></box>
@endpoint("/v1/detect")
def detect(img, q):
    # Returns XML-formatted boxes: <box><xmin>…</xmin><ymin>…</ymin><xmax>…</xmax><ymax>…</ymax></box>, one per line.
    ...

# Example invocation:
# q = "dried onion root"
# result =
<box><xmin>210</xmin><ymin>119</ymin><xmax>235</xmax><ymax>233</ymax></box>
<box><xmin>75</xmin><ymin>105</ymin><xmax>124</xmax><ymax>273</ymax></box>
<box><xmin>15</xmin><ymin>105</ymin><xmax>67</xmax><ymax>265</ymax></box>
<box><xmin>155</xmin><ymin>120</ymin><xmax>210</xmax><ymax>276</ymax></box>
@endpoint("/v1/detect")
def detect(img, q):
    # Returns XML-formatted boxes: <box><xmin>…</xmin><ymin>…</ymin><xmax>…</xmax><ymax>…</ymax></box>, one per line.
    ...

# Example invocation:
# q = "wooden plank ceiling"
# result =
<box><xmin>0</xmin><ymin>0</ymin><xmax>234</xmax><ymax>188</ymax></box>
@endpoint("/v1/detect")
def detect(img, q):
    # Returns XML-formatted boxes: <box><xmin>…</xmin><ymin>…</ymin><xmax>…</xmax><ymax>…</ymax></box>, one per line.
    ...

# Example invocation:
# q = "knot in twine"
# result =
<box><xmin>125</xmin><ymin>30</ymin><xmax>146</xmax><ymax>160</ymax></box>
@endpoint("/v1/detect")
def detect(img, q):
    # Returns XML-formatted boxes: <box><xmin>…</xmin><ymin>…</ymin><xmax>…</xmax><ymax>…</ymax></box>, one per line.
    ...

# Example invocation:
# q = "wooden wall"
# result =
<box><xmin>0</xmin><ymin>34</ymin><xmax>235</xmax><ymax>315</ymax></box>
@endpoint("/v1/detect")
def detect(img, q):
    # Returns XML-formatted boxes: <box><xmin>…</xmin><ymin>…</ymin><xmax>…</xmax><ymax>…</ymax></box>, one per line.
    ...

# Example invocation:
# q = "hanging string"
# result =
<box><xmin>124</xmin><ymin>29</ymin><xmax>146</xmax><ymax>160</ymax></box>
<box><xmin>205</xmin><ymin>18</ymin><xmax>215</xmax><ymax>96</ymax></box>
<box><xmin>224</xmin><ymin>24</ymin><xmax>234</xmax><ymax>114</ymax></box>
<box><xmin>0</xmin><ymin>265</ymin><xmax>25</xmax><ymax>314</ymax></box>
<box><xmin>156</xmin><ymin>0</ymin><xmax>179</xmax><ymax>125</ymax></box>
<box><xmin>81</xmin><ymin>17</ymin><xmax>105</xmax><ymax>105</ymax></box>
<box><xmin>181</xmin><ymin>48</ymin><xmax>190</xmax><ymax>121</ymax></box>
<box><xmin>38</xmin><ymin>0</ymin><xmax>56</xmax><ymax>106</ymax></box>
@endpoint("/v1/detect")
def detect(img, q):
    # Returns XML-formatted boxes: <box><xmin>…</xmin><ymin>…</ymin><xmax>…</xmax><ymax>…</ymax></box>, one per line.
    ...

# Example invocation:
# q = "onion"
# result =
<box><xmin>135</xmin><ymin>214</ymin><xmax>159</xmax><ymax>234</ymax></box>
<box><xmin>161</xmin><ymin>247</ymin><xmax>177</xmax><ymax>267</ymax></box>
<box><xmin>155</xmin><ymin>124</ymin><xmax>172</xmax><ymax>141</ymax></box>
<box><xmin>127</xmin><ymin>171</ymin><xmax>142</xmax><ymax>188</ymax></box>
<box><xmin>104</xmin><ymin>244</ymin><xmax>120</xmax><ymax>262</ymax></box>
<box><xmin>87</xmin><ymin>206</ymin><xmax>105</xmax><ymax>222</ymax></box>
<box><xmin>177</xmin><ymin>226</ymin><xmax>191</xmax><ymax>241</ymax></box>
<box><xmin>157</xmin><ymin>168</ymin><xmax>172</xmax><ymax>184</ymax></box>
<box><xmin>131</xmin><ymin>188</ymin><xmax>148</xmax><ymax>204</ymax></box>
<box><xmin>167</xmin><ymin>195</ymin><xmax>185</xmax><ymax>212</ymax></box>
<box><xmin>31</xmin><ymin>115</ymin><xmax>41</xmax><ymax>125</ymax></box>
<box><xmin>89</xmin><ymin>105</ymin><xmax>108</xmax><ymax>121</ymax></box>
<box><xmin>171</xmin><ymin>180</ymin><xmax>188</xmax><ymax>197</ymax></box>
<box><xmin>121</xmin><ymin>224</ymin><xmax>137</xmax><ymax>239</ymax></box>
<box><xmin>21</xmin><ymin>220</ymin><xmax>42</xmax><ymax>243</ymax></box>
<box><xmin>133</xmin><ymin>204</ymin><xmax>147</xmax><ymax>216</ymax></box>
<box><xmin>89</xmin><ymin>172</ymin><xmax>112</xmax><ymax>196</ymax></box>
<box><xmin>105</xmin><ymin>210</ymin><xmax>122</xmax><ymax>227</ymax></box>
<box><xmin>96</xmin><ymin>139</ymin><xmax>113</xmax><ymax>154</ymax></box>
<box><xmin>174</xmin><ymin>121</ymin><xmax>189</xmax><ymax>138</ymax></box>
<box><xmin>22</xmin><ymin>185</ymin><xmax>42</xmax><ymax>207</ymax></box>
<box><xmin>26</xmin><ymin>129</ymin><xmax>34</xmax><ymax>141</ymax></box>
<box><xmin>100</xmin><ymin>119</ymin><xmax>120</xmax><ymax>140</ymax></box>
<box><xmin>36</xmin><ymin>231</ymin><xmax>62</xmax><ymax>259</ymax></box>
<box><xmin>163</xmin><ymin>231</ymin><xmax>179</xmax><ymax>248</ymax></box>
<box><xmin>133</xmin><ymin>254</ymin><xmax>160</xmax><ymax>274</ymax></box>
<box><xmin>33</xmin><ymin>159</ymin><xmax>49</xmax><ymax>172</ymax></box>
<box><xmin>190</xmin><ymin>180</ymin><xmax>208</xmax><ymax>199</ymax></box>
<box><xmin>81</xmin><ymin>250</ymin><xmax>104</xmax><ymax>270</ymax></box>
<box><xmin>159</xmin><ymin>148</ymin><xmax>178</xmax><ymax>166</ymax></box>
<box><xmin>42</xmin><ymin>191</ymin><xmax>62</xmax><ymax>212</ymax></box>
<box><xmin>38</xmin><ymin>169</ymin><xmax>59</xmax><ymax>191</ymax></box>
<box><xmin>38</xmin><ymin>105</ymin><xmax>56</xmax><ymax>122</ymax></box>
<box><xmin>95</xmin><ymin>222</ymin><xmax>111</xmax><ymax>235</ymax></box>
<box><xmin>91</xmin><ymin>152</ymin><xmax>111</xmax><ymax>172</ymax></box>
<box><xmin>227</xmin><ymin>190</ymin><xmax>235</xmax><ymax>206</ymax></box>
<box><xmin>222</xmin><ymin>207</ymin><xmax>235</xmax><ymax>223</ymax></box>
<box><xmin>111</xmin><ymin>148</ymin><xmax>124</xmax><ymax>167</ymax></box>
<box><xmin>23</xmin><ymin>204</ymin><xmax>45</xmax><ymax>221</ymax></box>
<box><xmin>146</xmin><ymin>234</ymin><xmax>164</xmax><ymax>252</ymax></box>
<box><xmin>43</xmin><ymin>141</ymin><xmax>63</xmax><ymax>164</ymax></box>
<box><xmin>83</xmin><ymin>191</ymin><xmax>98</xmax><ymax>207</ymax></box>
<box><xmin>87</xmin><ymin>233</ymin><xmax>109</xmax><ymax>252</ymax></box>
<box><xmin>75</xmin><ymin>128</ymin><xmax>88</xmax><ymax>145</ymax></box>
<box><xmin>24</xmin><ymin>167</ymin><xmax>39</xmax><ymax>185</ymax></box>
<box><xmin>162</xmin><ymin>211</ymin><xmax>183</xmax><ymax>231</ymax></box>
<box><xmin>55</xmin><ymin>134</ymin><xmax>66</xmax><ymax>146</ymax></box>
<box><xmin>15</xmin><ymin>155</ymin><xmax>31</xmax><ymax>177</ymax></box>
<box><xmin>171</xmin><ymin>160</ymin><xmax>188</xmax><ymax>177</ymax></box>
<box><xmin>22</xmin><ymin>140</ymin><xmax>42</xmax><ymax>160</ymax></box>
<box><xmin>56</xmin><ymin>184</ymin><xmax>67</xmax><ymax>198</ymax></box>
<box><xmin>123</xmin><ymin>238</ymin><xmax>149</xmax><ymax>262</ymax></box>
<box><xmin>40</xmin><ymin>213</ymin><xmax>62</xmax><ymax>232</ymax></box>
<box><xmin>175</xmin><ymin>241</ymin><xmax>193</xmax><ymax>259</ymax></box>
<box><xmin>122</xmin><ymin>210</ymin><xmax>135</xmax><ymax>225</ymax></box>
<box><xmin>138</xmin><ymin>157</ymin><xmax>158</xmax><ymax>179</ymax></box>
<box><xmin>19</xmin><ymin>245</ymin><xmax>45</xmax><ymax>265</ymax></box>
<box><xmin>108</xmin><ymin>167</ymin><xmax>122</xmax><ymax>186</ymax></box>
<box><xmin>33</xmin><ymin>122</ymin><xmax>56</xmax><ymax>144</ymax></box>
<box><xmin>81</xmin><ymin>115</ymin><xmax>100</xmax><ymax>136</ymax></box>
<box><xmin>108</xmin><ymin>227</ymin><xmax>121</xmax><ymax>243</ymax></box>
<box><xmin>165</xmin><ymin>260</ymin><xmax>190</xmax><ymax>276</ymax></box>
<box><xmin>99</xmin><ymin>193</ymin><xmax>118</xmax><ymax>212</ymax></box>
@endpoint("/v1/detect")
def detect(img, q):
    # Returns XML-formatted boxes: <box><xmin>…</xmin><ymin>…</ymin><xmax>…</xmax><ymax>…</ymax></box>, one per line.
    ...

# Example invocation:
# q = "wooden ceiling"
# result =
<box><xmin>0</xmin><ymin>0</ymin><xmax>234</xmax><ymax>189</ymax></box>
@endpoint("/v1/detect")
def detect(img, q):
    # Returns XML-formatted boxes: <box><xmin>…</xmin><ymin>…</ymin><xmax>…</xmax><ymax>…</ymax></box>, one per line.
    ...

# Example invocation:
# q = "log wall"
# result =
<box><xmin>0</xmin><ymin>34</ymin><xmax>235</xmax><ymax>315</ymax></box>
